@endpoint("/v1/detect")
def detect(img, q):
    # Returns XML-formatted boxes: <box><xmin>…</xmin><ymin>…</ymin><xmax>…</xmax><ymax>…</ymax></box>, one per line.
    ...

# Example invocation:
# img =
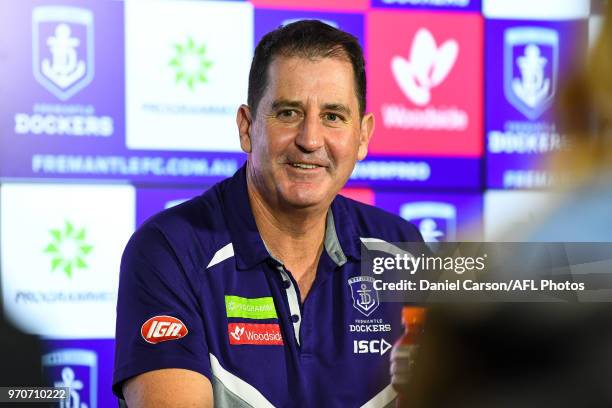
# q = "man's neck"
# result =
<box><xmin>246</xmin><ymin>179</ymin><xmax>328</xmax><ymax>301</ymax></box>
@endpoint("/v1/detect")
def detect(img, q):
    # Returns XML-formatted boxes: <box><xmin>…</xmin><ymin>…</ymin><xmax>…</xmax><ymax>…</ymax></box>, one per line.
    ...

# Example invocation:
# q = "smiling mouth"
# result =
<box><xmin>289</xmin><ymin>163</ymin><xmax>322</xmax><ymax>169</ymax></box>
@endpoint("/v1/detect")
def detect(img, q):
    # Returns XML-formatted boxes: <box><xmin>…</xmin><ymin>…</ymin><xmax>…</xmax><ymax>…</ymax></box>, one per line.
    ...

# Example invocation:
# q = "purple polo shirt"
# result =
<box><xmin>113</xmin><ymin>165</ymin><xmax>422</xmax><ymax>407</ymax></box>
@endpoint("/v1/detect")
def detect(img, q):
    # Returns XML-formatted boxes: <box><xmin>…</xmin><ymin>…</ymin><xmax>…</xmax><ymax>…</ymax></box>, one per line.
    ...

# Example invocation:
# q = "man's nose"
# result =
<box><xmin>295</xmin><ymin>112</ymin><xmax>324</xmax><ymax>152</ymax></box>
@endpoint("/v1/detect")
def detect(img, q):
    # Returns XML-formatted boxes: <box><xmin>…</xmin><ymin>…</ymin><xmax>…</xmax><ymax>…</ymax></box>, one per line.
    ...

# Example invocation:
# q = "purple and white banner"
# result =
<box><xmin>0</xmin><ymin>0</ymin><xmax>247</xmax><ymax>184</ymax></box>
<box><xmin>1</xmin><ymin>1</ymin><xmax>123</xmax><ymax>177</ymax></box>
<box><xmin>349</xmin><ymin>156</ymin><xmax>481</xmax><ymax>189</ymax></box>
<box><xmin>484</xmin><ymin>18</ymin><xmax>588</xmax><ymax>188</ymax></box>
<box><xmin>371</xmin><ymin>0</ymin><xmax>482</xmax><ymax>12</ymax></box>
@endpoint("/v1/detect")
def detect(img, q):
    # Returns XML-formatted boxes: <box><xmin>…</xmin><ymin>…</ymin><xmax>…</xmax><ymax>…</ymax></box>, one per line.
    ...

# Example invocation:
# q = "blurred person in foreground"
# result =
<box><xmin>112</xmin><ymin>20</ymin><xmax>422</xmax><ymax>407</ymax></box>
<box><xmin>399</xmin><ymin>303</ymin><xmax>612</xmax><ymax>408</ymax></box>
<box><xmin>530</xmin><ymin>0</ymin><xmax>612</xmax><ymax>242</ymax></box>
<box><xmin>396</xmin><ymin>4</ymin><xmax>612</xmax><ymax>407</ymax></box>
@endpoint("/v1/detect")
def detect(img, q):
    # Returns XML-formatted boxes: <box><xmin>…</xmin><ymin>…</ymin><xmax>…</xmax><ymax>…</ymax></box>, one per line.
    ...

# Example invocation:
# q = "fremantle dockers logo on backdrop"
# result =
<box><xmin>348</xmin><ymin>276</ymin><xmax>380</xmax><ymax>317</ymax></box>
<box><xmin>400</xmin><ymin>202</ymin><xmax>457</xmax><ymax>243</ymax></box>
<box><xmin>504</xmin><ymin>27</ymin><xmax>558</xmax><ymax>120</ymax></box>
<box><xmin>42</xmin><ymin>349</ymin><xmax>97</xmax><ymax>408</ymax></box>
<box><xmin>32</xmin><ymin>6</ymin><xmax>94</xmax><ymax>100</ymax></box>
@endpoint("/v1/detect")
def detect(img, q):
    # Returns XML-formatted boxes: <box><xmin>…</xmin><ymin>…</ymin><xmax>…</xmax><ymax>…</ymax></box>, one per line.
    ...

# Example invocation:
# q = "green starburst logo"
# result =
<box><xmin>169</xmin><ymin>36</ymin><xmax>213</xmax><ymax>90</ymax></box>
<box><xmin>43</xmin><ymin>220</ymin><xmax>93</xmax><ymax>279</ymax></box>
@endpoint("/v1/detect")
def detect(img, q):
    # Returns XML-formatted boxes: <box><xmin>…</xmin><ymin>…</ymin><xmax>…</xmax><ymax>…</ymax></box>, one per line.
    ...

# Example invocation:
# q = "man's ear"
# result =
<box><xmin>357</xmin><ymin>112</ymin><xmax>374</xmax><ymax>161</ymax></box>
<box><xmin>236</xmin><ymin>104</ymin><xmax>253</xmax><ymax>153</ymax></box>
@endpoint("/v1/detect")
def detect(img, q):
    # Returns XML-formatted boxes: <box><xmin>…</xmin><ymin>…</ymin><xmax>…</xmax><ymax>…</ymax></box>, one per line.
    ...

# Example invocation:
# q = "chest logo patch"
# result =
<box><xmin>228</xmin><ymin>323</ymin><xmax>283</xmax><ymax>346</ymax></box>
<box><xmin>225</xmin><ymin>295</ymin><xmax>277</xmax><ymax>319</ymax></box>
<box><xmin>141</xmin><ymin>315</ymin><xmax>188</xmax><ymax>344</ymax></box>
<box><xmin>348</xmin><ymin>276</ymin><xmax>380</xmax><ymax>317</ymax></box>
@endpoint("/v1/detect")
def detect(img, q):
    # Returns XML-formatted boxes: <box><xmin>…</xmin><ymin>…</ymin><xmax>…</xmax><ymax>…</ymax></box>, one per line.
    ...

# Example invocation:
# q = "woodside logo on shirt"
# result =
<box><xmin>141</xmin><ymin>315</ymin><xmax>188</xmax><ymax>344</ymax></box>
<box><xmin>228</xmin><ymin>323</ymin><xmax>283</xmax><ymax>346</ymax></box>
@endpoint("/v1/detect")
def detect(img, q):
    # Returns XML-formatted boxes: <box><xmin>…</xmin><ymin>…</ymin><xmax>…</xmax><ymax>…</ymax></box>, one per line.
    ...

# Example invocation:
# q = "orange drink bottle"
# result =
<box><xmin>390</xmin><ymin>306</ymin><xmax>426</xmax><ymax>406</ymax></box>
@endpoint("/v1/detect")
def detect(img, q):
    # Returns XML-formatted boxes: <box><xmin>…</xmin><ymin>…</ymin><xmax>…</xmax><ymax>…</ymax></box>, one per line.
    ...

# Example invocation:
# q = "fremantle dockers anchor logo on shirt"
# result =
<box><xmin>348</xmin><ymin>276</ymin><xmax>380</xmax><ymax>317</ymax></box>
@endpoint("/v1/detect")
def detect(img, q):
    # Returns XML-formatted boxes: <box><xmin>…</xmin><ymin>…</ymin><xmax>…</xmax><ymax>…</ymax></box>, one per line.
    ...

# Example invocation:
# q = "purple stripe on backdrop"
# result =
<box><xmin>371</xmin><ymin>0</ymin><xmax>482</xmax><ymax>12</ymax></box>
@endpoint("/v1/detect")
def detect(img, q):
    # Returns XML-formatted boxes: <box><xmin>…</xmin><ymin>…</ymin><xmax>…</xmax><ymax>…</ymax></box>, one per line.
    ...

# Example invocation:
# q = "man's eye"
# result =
<box><xmin>324</xmin><ymin>113</ymin><xmax>342</xmax><ymax>122</ymax></box>
<box><xmin>278</xmin><ymin>110</ymin><xmax>297</xmax><ymax>119</ymax></box>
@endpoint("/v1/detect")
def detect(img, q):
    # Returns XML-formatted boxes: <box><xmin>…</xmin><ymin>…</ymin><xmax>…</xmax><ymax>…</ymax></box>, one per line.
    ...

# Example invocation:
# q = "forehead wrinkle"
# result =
<box><xmin>264</xmin><ymin>56</ymin><xmax>358</xmax><ymax>115</ymax></box>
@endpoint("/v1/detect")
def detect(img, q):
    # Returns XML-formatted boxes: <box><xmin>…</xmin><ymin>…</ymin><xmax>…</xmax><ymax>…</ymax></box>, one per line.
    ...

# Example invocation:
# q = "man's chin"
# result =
<box><xmin>281</xmin><ymin>192</ymin><xmax>332</xmax><ymax>211</ymax></box>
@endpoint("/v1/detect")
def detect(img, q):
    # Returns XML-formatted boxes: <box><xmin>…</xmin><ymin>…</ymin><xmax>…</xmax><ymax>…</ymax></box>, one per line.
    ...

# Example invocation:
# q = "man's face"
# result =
<box><xmin>238</xmin><ymin>55</ymin><xmax>373</xmax><ymax>210</ymax></box>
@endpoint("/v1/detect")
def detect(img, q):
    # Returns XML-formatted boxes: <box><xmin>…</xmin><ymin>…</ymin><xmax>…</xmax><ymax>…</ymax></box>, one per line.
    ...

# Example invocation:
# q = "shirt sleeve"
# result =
<box><xmin>112</xmin><ymin>222</ymin><xmax>211</xmax><ymax>399</ymax></box>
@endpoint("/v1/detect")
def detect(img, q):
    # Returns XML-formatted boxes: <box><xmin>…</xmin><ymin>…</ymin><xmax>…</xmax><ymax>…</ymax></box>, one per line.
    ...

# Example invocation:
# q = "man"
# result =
<box><xmin>113</xmin><ymin>20</ymin><xmax>422</xmax><ymax>407</ymax></box>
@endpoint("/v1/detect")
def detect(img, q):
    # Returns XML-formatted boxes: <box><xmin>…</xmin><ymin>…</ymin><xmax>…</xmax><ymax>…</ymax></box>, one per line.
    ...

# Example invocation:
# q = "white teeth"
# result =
<box><xmin>291</xmin><ymin>163</ymin><xmax>317</xmax><ymax>169</ymax></box>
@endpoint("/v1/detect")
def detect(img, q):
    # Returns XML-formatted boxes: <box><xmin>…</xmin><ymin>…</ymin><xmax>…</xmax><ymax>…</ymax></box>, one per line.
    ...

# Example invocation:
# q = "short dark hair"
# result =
<box><xmin>248</xmin><ymin>20</ymin><xmax>366</xmax><ymax>118</ymax></box>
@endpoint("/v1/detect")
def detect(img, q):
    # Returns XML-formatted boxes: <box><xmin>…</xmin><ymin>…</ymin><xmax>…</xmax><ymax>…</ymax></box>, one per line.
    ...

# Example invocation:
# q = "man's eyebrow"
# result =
<box><xmin>322</xmin><ymin>103</ymin><xmax>352</xmax><ymax>116</ymax></box>
<box><xmin>270</xmin><ymin>100</ymin><xmax>352</xmax><ymax>116</ymax></box>
<box><xmin>271</xmin><ymin>99</ymin><xmax>304</xmax><ymax>110</ymax></box>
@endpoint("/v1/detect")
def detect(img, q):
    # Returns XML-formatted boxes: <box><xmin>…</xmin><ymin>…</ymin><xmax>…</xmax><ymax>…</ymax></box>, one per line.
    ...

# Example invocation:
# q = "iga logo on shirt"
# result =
<box><xmin>141</xmin><ymin>315</ymin><xmax>188</xmax><ymax>344</ymax></box>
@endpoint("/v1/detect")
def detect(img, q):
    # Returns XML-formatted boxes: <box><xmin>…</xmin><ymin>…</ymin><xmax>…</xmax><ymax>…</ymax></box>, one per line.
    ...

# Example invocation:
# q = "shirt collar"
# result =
<box><xmin>329</xmin><ymin>195</ymin><xmax>362</xmax><ymax>262</ymax></box>
<box><xmin>222</xmin><ymin>164</ymin><xmax>269</xmax><ymax>270</ymax></box>
<box><xmin>222</xmin><ymin>164</ymin><xmax>360</xmax><ymax>270</ymax></box>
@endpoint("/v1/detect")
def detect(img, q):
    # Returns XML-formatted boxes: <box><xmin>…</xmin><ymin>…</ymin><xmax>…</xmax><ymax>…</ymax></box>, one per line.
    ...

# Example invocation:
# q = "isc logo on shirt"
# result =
<box><xmin>141</xmin><ymin>315</ymin><xmax>188</xmax><ymax>344</ymax></box>
<box><xmin>353</xmin><ymin>339</ymin><xmax>392</xmax><ymax>356</ymax></box>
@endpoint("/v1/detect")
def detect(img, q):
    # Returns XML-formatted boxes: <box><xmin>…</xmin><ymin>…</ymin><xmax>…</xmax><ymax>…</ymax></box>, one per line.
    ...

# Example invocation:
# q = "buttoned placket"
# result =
<box><xmin>276</xmin><ymin>264</ymin><xmax>303</xmax><ymax>347</ymax></box>
<box><xmin>261</xmin><ymin>210</ymin><xmax>350</xmax><ymax>350</ymax></box>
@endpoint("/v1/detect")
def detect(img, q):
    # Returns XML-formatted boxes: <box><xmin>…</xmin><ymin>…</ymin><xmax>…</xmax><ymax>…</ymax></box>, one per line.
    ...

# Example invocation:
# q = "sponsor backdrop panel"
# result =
<box><xmin>347</xmin><ymin>156</ymin><xmax>482</xmax><ymax>189</ymax></box>
<box><xmin>366</xmin><ymin>10</ymin><xmax>483</xmax><ymax>188</ymax></box>
<box><xmin>125</xmin><ymin>0</ymin><xmax>252</xmax><ymax>153</ymax></box>
<box><xmin>41</xmin><ymin>339</ymin><xmax>115</xmax><ymax>408</ymax></box>
<box><xmin>0</xmin><ymin>0</ymin><xmax>125</xmax><ymax>177</ymax></box>
<box><xmin>0</xmin><ymin>0</ymin><xmax>245</xmax><ymax>184</ymax></box>
<box><xmin>136</xmin><ymin>186</ymin><xmax>208</xmax><ymax>227</ymax></box>
<box><xmin>0</xmin><ymin>183</ymin><xmax>135</xmax><ymax>338</ymax></box>
<box><xmin>375</xmin><ymin>191</ymin><xmax>483</xmax><ymax>241</ymax></box>
<box><xmin>0</xmin><ymin>0</ymin><xmax>598</xmax><ymax>187</ymax></box>
<box><xmin>482</xmin><ymin>0</ymin><xmax>590</xmax><ymax>21</ymax></box>
<box><xmin>367</xmin><ymin>10</ymin><xmax>484</xmax><ymax>157</ymax></box>
<box><xmin>254</xmin><ymin>8</ymin><xmax>364</xmax><ymax>48</ymax></box>
<box><xmin>484</xmin><ymin>2</ymin><xmax>589</xmax><ymax>188</ymax></box>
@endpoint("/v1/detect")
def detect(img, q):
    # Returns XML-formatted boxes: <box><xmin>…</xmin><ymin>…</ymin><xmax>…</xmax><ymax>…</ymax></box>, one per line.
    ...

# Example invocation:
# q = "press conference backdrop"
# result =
<box><xmin>0</xmin><ymin>0</ymin><xmax>602</xmax><ymax>405</ymax></box>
